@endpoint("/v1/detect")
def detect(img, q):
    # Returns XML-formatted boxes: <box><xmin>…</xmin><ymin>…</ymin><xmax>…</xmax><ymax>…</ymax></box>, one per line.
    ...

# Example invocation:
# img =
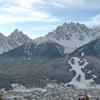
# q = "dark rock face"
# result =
<box><xmin>0</xmin><ymin>74</ymin><xmax>14</xmax><ymax>91</ymax></box>
<box><xmin>0</xmin><ymin>41</ymin><xmax>65</xmax><ymax>74</ymax></box>
<box><xmin>84</xmin><ymin>56</ymin><xmax>100</xmax><ymax>84</ymax></box>
<box><xmin>1</xmin><ymin>41</ymin><xmax>65</xmax><ymax>59</ymax></box>
<box><xmin>76</xmin><ymin>75</ymin><xmax>81</xmax><ymax>82</ymax></box>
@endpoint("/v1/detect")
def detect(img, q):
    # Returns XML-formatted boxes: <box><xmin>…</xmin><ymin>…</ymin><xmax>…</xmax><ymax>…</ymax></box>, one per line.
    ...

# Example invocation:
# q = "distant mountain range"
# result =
<box><xmin>0</xmin><ymin>22</ymin><xmax>100</xmax><ymax>90</ymax></box>
<box><xmin>1</xmin><ymin>22</ymin><xmax>100</xmax><ymax>54</ymax></box>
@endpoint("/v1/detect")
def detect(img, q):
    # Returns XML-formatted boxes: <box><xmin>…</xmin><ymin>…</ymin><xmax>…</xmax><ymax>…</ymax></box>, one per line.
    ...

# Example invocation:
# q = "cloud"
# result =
<box><xmin>0</xmin><ymin>14</ymin><xmax>60</xmax><ymax>24</ymax></box>
<box><xmin>62</xmin><ymin>0</ymin><xmax>83</xmax><ymax>5</ymax></box>
<box><xmin>52</xmin><ymin>2</ymin><xmax>65</xmax><ymax>8</ymax></box>
<box><xmin>91</xmin><ymin>14</ymin><xmax>100</xmax><ymax>20</ymax></box>
<box><xmin>9</xmin><ymin>0</ymin><xmax>46</xmax><ymax>8</ymax></box>
<box><xmin>0</xmin><ymin>0</ymin><xmax>61</xmax><ymax>24</ymax></box>
<box><xmin>81</xmin><ymin>14</ymin><xmax>100</xmax><ymax>26</ymax></box>
<box><xmin>0</xmin><ymin>0</ymin><xmax>100</xmax><ymax>25</ymax></box>
<box><xmin>48</xmin><ymin>0</ymin><xmax>84</xmax><ymax>9</ymax></box>
<box><xmin>49</xmin><ymin>0</ymin><xmax>100</xmax><ymax>10</ymax></box>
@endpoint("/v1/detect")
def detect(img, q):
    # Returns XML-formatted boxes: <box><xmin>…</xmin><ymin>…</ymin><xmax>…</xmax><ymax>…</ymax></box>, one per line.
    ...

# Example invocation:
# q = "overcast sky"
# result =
<box><xmin>0</xmin><ymin>0</ymin><xmax>100</xmax><ymax>39</ymax></box>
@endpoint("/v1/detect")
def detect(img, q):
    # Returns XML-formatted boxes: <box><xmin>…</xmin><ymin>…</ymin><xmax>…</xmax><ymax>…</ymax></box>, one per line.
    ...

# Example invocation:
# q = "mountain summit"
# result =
<box><xmin>0</xmin><ymin>29</ymin><xmax>31</xmax><ymax>54</ymax></box>
<box><xmin>34</xmin><ymin>22</ymin><xmax>100</xmax><ymax>53</ymax></box>
<box><xmin>9</xmin><ymin>29</ymin><xmax>31</xmax><ymax>45</ymax></box>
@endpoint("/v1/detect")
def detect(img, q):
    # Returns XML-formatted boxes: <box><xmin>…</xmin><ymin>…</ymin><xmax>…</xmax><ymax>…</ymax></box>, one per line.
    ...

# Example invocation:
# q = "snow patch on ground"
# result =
<box><xmin>68</xmin><ymin>57</ymin><xmax>96</xmax><ymax>89</ymax></box>
<box><xmin>11</xmin><ymin>83</ymin><xmax>47</xmax><ymax>93</ymax></box>
<box><xmin>81</xmin><ymin>52</ymin><xmax>85</xmax><ymax>56</ymax></box>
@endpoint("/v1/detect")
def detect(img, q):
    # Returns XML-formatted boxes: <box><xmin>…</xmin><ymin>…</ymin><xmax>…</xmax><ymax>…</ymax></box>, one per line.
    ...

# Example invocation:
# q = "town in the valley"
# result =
<box><xmin>0</xmin><ymin>83</ymin><xmax>100</xmax><ymax>100</ymax></box>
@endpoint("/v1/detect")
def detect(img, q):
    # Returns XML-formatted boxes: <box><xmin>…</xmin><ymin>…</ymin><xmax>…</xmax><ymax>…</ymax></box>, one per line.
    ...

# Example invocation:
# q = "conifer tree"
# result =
<box><xmin>0</xmin><ymin>92</ymin><xmax>3</xmax><ymax>100</ymax></box>
<box><xmin>85</xmin><ymin>95</ymin><xmax>89</xmax><ymax>100</ymax></box>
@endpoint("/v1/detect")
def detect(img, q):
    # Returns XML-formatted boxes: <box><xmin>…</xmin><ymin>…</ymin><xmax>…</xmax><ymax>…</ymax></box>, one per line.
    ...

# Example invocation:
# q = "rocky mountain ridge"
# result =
<box><xmin>34</xmin><ymin>22</ymin><xmax>100</xmax><ymax>53</ymax></box>
<box><xmin>1</xmin><ymin>22</ymin><xmax>100</xmax><ymax>54</ymax></box>
<box><xmin>0</xmin><ymin>29</ymin><xmax>31</xmax><ymax>54</ymax></box>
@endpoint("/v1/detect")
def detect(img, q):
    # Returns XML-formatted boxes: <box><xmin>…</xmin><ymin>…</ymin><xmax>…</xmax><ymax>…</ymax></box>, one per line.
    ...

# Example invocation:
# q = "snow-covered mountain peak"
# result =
<box><xmin>46</xmin><ymin>22</ymin><xmax>92</xmax><ymax>41</ymax></box>
<box><xmin>10</xmin><ymin>29</ymin><xmax>23</xmax><ymax>36</ymax></box>
<box><xmin>14</xmin><ymin>29</ymin><xmax>19</xmax><ymax>32</ymax></box>
<box><xmin>9</xmin><ymin>29</ymin><xmax>31</xmax><ymax>46</ymax></box>
<box><xmin>92</xmin><ymin>26</ymin><xmax>98</xmax><ymax>30</ymax></box>
<box><xmin>9</xmin><ymin>29</ymin><xmax>25</xmax><ymax>37</ymax></box>
<box><xmin>27</xmin><ymin>22</ymin><xmax>100</xmax><ymax>54</ymax></box>
<box><xmin>42</xmin><ymin>22</ymin><xmax>93</xmax><ymax>53</ymax></box>
<box><xmin>0</xmin><ymin>29</ymin><xmax>31</xmax><ymax>54</ymax></box>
